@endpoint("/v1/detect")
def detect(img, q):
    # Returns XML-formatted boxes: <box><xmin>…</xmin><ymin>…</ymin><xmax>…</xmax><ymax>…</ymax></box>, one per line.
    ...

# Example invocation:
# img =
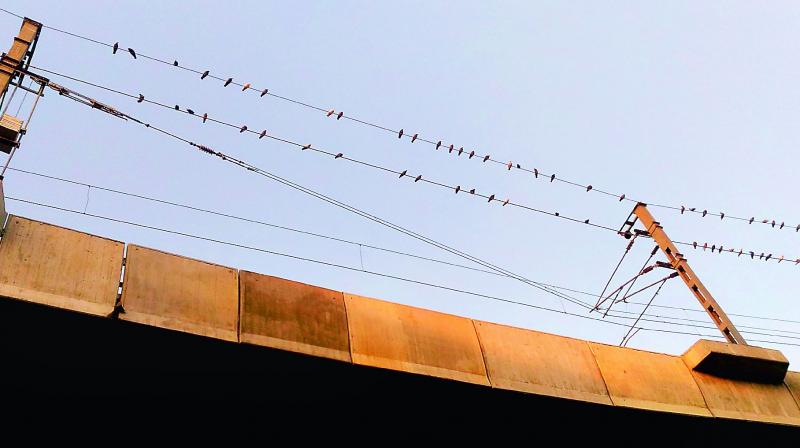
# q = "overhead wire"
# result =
<box><xmin>6</xmin><ymin>7</ymin><xmax>800</xmax><ymax>344</ymax></box>
<box><xmin>8</xmin><ymin>194</ymin><xmax>800</xmax><ymax>348</ymax></box>
<box><xmin>29</xmin><ymin>66</ymin><xmax>800</xmax><ymax>267</ymax></box>
<box><xmin>7</xmin><ymin>166</ymin><xmax>800</xmax><ymax>338</ymax></box>
<box><xmin>30</xmin><ymin>65</ymin><xmax>620</xmax><ymax>234</ymax></box>
<box><xmin>31</xmin><ymin>75</ymin><xmax>604</xmax><ymax>314</ymax></box>
<box><xmin>5</xmin><ymin>7</ymin><xmax>798</xmax><ymax>236</ymax></box>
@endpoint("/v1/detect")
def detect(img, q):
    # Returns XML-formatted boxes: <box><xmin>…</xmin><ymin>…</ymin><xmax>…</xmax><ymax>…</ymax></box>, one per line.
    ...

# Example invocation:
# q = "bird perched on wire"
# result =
<box><xmin>483</xmin><ymin>155</ymin><xmax>490</xmax><ymax>162</ymax></box>
<box><xmin>412</xmin><ymin>134</ymin><xmax>418</xmax><ymax>143</ymax></box>
<box><xmin>261</xmin><ymin>88</ymin><xmax>269</xmax><ymax>97</ymax></box>
<box><xmin>259</xmin><ymin>130</ymin><xmax>267</xmax><ymax>139</ymax></box>
<box><xmin>436</xmin><ymin>141</ymin><xmax>442</xmax><ymax>150</ymax></box>
<box><xmin>242</xmin><ymin>83</ymin><xmax>251</xmax><ymax>91</ymax></box>
<box><xmin>173</xmin><ymin>60</ymin><xmax>179</xmax><ymax>66</ymax></box>
<box><xmin>335</xmin><ymin>153</ymin><xmax>343</xmax><ymax>159</ymax></box>
<box><xmin>619</xmin><ymin>194</ymin><xmax>625</xmax><ymax>202</ymax></box>
<box><xmin>488</xmin><ymin>194</ymin><xmax>495</xmax><ymax>202</ymax></box>
<box><xmin>113</xmin><ymin>42</ymin><xmax>119</xmax><ymax>54</ymax></box>
<box><xmin>586</xmin><ymin>185</ymin><xmax>592</xmax><ymax>192</ymax></box>
<box><xmin>201</xmin><ymin>70</ymin><xmax>210</xmax><ymax>80</ymax></box>
<box><xmin>337</xmin><ymin>112</ymin><xmax>343</xmax><ymax>120</ymax></box>
<box><xmin>455</xmin><ymin>186</ymin><xmax>461</xmax><ymax>194</ymax></box>
<box><xmin>224</xmin><ymin>78</ymin><xmax>233</xmax><ymax>87</ymax></box>
<box><xmin>128</xmin><ymin>48</ymin><xmax>137</xmax><ymax>59</ymax></box>
<box><xmin>137</xmin><ymin>94</ymin><xmax>144</xmax><ymax>103</ymax></box>
<box><xmin>415</xmin><ymin>175</ymin><xmax>422</xmax><ymax>182</ymax></box>
<box><xmin>202</xmin><ymin>113</ymin><xmax>208</xmax><ymax>123</ymax></box>
<box><xmin>398</xmin><ymin>129</ymin><xmax>404</xmax><ymax>139</ymax></box>
<box><xmin>399</xmin><ymin>170</ymin><xmax>407</xmax><ymax>178</ymax></box>
<box><xmin>550</xmin><ymin>174</ymin><xmax>556</xmax><ymax>182</ymax></box>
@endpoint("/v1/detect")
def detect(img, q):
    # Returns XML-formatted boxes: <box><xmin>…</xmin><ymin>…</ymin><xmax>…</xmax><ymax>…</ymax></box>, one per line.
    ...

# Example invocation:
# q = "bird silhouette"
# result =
<box><xmin>224</xmin><ymin>78</ymin><xmax>233</xmax><ymax>87</ymax></box>
<box><xmin>113</xmin><ymin>42</ymin><xmax>119</xmax><ymax>54</ymax></box>
<box><xmin>259</xmin><ymin>130</ymin><xmax>267</xmax><ymax>139</ymax></box>
<box><xmin>242</xmin><ymin>83</ymin><xmax>251</xmax><ymax>91</ymax></box>
<box><xmin>261</xmin><ymin>89</ymin><xmax>269</xmax><ymax>97</ymax></box>
<box><xmin>128</xmin><ymin>48</ymin><xmax>137</xmax><ymax>59</ymax></box>
<box><xmin>201</xmin><ymin>71</ymin><xmax>209</xmax><ymax>80</ymax></box>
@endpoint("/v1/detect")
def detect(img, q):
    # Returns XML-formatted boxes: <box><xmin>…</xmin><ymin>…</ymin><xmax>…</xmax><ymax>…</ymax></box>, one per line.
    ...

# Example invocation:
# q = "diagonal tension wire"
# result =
<box><xmin>33</xmin><ymin>76</ymin><xmax>601</xmax><ymax>313</ymax></box>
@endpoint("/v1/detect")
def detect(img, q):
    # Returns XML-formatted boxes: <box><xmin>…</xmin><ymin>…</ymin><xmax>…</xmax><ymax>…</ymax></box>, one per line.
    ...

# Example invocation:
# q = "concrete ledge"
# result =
<box><xmin>682</xmin><ymin>340</ymin><xmax>789</xmax><ymax>384</ymax></box>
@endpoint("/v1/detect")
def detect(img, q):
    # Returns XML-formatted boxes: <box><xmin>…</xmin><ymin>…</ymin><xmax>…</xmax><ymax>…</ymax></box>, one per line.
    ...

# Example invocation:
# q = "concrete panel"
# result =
<box><xmin>590</xmin><ymin>343</ymin><xmax>712</xmax><ymax>417</ymax></box>
<box><xmin>690</xmin><ymin>370</ymin><xmax>800</xmax><ymax>426</ymax></box>
<box><xmin>787</xmin><ymin>372</ymin><xmax>800</xmax><ymax>408</ymax></box>
<box><xmin>345</xmin><ymin>293</ymin><xmax>489</xmax><ymax>385</ymax></box>
<box><xmin>240</xmin><ymin>271</ymin><xmax>350</xmax><ymax>362</ymax></box>
<box><xmin>120</xmin><ymin>245</ymin><xmax>238</xmax><ymax>342</ymax></box>
<box><xmin>0</xmin><ymin>216</ymin><xmax>123</xmax><ymax>316</ymax></box>
<box><xmin>475</xmin><ymin>321</ymin><xmax>611</xmax><ymax>405</ymax></box>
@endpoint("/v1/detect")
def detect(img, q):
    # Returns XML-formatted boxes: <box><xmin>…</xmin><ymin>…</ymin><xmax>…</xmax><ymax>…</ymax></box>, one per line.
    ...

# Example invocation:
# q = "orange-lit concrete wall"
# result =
<box><xmin>1</xmin><ymin>215</ymin><xmax>798</xmax><ymax>426</ymax></box>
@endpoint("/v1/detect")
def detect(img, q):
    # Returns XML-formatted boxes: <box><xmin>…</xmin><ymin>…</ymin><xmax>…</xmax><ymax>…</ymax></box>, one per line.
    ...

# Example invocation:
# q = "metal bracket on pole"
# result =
<box><xmin>629</xmin><ymin>202</ymin><xmax>747</xmax><ymax>345</ymax></box>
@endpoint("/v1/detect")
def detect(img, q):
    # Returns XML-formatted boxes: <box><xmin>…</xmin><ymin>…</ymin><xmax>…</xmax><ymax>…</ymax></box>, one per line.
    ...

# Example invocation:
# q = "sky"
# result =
<box><xmin>1</xmin><ymin>1</ymin><xmax>799</xmax><ymax>363</ymax></box>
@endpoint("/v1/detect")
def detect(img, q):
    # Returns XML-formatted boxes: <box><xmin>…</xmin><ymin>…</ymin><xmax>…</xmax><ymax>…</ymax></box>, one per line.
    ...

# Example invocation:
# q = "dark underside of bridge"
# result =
<box><xmin>0</xmin><ymin>296</ymin><xmax>796</xmax><ymax>437</ymax></box>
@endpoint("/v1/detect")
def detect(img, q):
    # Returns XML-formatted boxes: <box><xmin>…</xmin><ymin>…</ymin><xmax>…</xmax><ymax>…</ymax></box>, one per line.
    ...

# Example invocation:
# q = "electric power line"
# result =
<box><xmin>9</xmin><ymin>166</ymin><xmax>798</xmax><ymax>337</ymax></box>
<box><xmin>8</xmin><ymin>194</ymin><xmax>800</xmax><ymax>348</ymax></box>
<box><xmin>6</xmin><ymin>7</ymin><xmax>798</xmax><ymax>236</ymax></box>
<box><xmin>30</xmin><ymin>66</ymin><xmax>800</xmax><ymax>268</ymax></box>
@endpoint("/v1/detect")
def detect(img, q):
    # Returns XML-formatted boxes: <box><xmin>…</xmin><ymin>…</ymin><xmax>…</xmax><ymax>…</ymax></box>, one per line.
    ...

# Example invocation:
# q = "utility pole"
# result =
<box><xmin>0</xmin><ymin>16</ymin><xmax>43</xmax><ymax>225</ymax></box>
<box><xmin>620</xmin><ymin>203</ymin><xmax>747</xmax><ymax>345</ymax></box>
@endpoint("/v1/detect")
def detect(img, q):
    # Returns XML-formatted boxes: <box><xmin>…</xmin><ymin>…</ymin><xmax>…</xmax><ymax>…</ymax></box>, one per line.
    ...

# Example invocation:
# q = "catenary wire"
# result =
<box><xmin>8</xmin><ymin>194</ymin><xmax>800</xmax><ymax>348</ymax></box>
<box><xmin>9</xmin><ymin>166</ymin><xmax>799</xmax><ymax>337</ymax></box>
<box><xmin>32</xmin><ymin>75</ymin><xmax>605</xmax><ymax>314</ymax></box>
<box><xmin>4</xmin><ymin>7</ymin><xmax>798</xmax><ymax>236</ymax></box>
<box><xmin>29</xmin><ymin>66</ymin><xmax>800</xmax><ymax>267</ymax></box>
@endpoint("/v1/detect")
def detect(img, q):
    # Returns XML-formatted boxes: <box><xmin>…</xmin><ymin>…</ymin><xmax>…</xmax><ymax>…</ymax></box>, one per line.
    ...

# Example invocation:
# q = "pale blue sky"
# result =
<box><xmin>2</xmin><ymin>1</ymin><xmax>799</xmax><ymax>363</ymax></box>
